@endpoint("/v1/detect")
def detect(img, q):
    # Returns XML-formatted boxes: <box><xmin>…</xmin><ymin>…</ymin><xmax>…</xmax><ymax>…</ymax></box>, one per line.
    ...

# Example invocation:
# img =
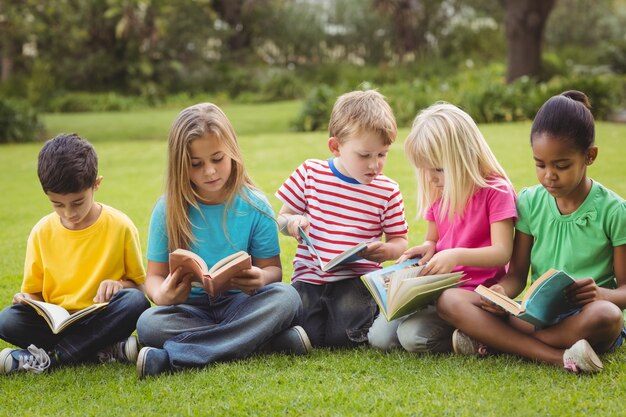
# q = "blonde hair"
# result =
<box><xmin>328</xmin><ymin>90</ymin><xmax>397</xmax><ymax>145</ymax></box>
<box><xmin>165</xmin><ymin>102</ymin><xmax>262</xmax><ymax>251</ymax></box>
<box><xmin>405</xmin><ymin>102</ymin><xmax>510</xmax><ymax>220</ymax></box>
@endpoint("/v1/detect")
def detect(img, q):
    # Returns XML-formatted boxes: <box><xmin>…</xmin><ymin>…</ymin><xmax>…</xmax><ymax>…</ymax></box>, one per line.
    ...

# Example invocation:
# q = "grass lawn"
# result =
<box><xmin>0</xmin><ymin>102</ymin><xmax>625</xmax><ymax>416</ymax></box>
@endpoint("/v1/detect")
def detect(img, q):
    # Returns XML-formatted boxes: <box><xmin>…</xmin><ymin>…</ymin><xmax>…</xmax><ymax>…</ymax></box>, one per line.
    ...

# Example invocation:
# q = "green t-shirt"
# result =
<box><xmin>516</xmin><ymin>181</ymin><xmax>626</xmax><ymax>288</ymax></box>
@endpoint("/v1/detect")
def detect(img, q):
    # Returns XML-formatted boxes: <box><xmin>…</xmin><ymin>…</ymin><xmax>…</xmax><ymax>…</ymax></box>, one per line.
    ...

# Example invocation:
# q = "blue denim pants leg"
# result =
<box><xmin>0</xmin><ymin>304</ymin><xmax>63</xmax><ymax>350</ymax></box>
<box><xmin>0</xmin><ymin>288</ymin><xmax>150</xmax><ymax>363</ymax></box>
<box><xmin>294</xmin><ymin>277</ymin><xmax>378</xmax><ymax>348</ymax></box>
<box><xmin>138</xmin><ymin>282</ymin><xmax>301</xmax><ymax>370</ymax></box>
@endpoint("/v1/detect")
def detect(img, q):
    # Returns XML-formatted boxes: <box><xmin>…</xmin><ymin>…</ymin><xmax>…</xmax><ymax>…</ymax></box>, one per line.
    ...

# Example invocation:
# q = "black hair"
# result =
<box><xmin>530</xmin><ymin>90</ymin><xmax>595</xmax><ymax>152</ymax></box>
<box><xmin>37</xmin><ymin>133</ymin><xmax>98</xmax><ymax>194</ymax></box>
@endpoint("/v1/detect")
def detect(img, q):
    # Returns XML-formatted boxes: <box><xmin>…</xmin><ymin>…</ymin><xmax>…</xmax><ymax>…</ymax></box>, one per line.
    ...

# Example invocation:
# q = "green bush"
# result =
<box><xmin>290</xmin><ymin>69</ymin><xmax>625</xmax><ymax>131</ymax></box>
<box><xmin>290</xmin><ymin>85</ymin><xmax>336</xmax><ymax>132</ymax></box>
<box><xmin>0</xmin><ymin>97</ymin><xmax>44</xmax><ymax>143</ymax></box>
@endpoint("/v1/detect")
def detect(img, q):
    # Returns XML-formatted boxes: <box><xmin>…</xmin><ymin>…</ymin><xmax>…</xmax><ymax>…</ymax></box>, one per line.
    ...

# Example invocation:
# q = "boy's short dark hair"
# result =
<box><xmin>38</xmin><ymin>133</ymin><xmax>98</xmax><ymax>194</ymax></box>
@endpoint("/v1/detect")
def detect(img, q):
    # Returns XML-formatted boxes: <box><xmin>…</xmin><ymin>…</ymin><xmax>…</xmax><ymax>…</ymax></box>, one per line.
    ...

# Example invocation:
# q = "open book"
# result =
<box><xmin>169</xmin><ymin>249</ymin><xmax>252</xmax><ymax>296</ymax></box>
<box><xmin>298</xmin><ymin>226</ymin><xmax>367</xmax><ymax>272</ymax></box>
<box><xmin>361</xmin><ymin>259</ymin><xmax>468</xmax><ymax>321</ymax></box>
<box><xmin>23</xmin><ymin>299</ymin><xmax>108</xmax><ymax>334</ymax></box>
<box><xmin>474</xmin><ymin>269</ymin><xmax>578</xmax><ymax>328</ymax></box>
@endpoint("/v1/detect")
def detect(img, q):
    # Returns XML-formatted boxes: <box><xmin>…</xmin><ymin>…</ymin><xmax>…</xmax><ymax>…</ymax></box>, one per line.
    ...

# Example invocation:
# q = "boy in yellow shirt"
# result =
<box><xmin>0</xmin><ymin>133</ymin><xmax>150</xmax><ymax>374</ymax></box>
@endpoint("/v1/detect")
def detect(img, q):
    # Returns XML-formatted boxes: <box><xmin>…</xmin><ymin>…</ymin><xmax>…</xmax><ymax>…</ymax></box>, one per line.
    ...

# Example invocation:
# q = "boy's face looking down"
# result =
<box><xmin>46</xmin><ymin>177</ymin><xmax>102</xmax><ymax>230</ymax></box>
<box><xmin>329</xmin><ymin>130</ymin><xmax>389</xmax><ymax>185</ymax></box>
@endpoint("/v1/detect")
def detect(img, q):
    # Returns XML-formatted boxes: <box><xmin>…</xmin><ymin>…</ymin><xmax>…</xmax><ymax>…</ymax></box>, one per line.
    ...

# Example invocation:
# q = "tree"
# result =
<box><xmin>500</xmin><ymin>0</ymin><xmax>556</xmax><ymax>83</ymax></box>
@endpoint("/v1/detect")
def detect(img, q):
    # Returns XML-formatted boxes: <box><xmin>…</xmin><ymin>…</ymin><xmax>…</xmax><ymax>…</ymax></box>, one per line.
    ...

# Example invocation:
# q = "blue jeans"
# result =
<box><xmin>292</xmin><ymin>278</ymin><xmax>378</xmax><ymax>348</ymax></box>
<box><xmin>0</xmin><ymin>288</ymin><xmax>150</xmax><ymax>363</ymax></box>
<box><xmin>136</xmin><ymin>282</ymin><xmax>302</xmax><ymax>370</ymax></box>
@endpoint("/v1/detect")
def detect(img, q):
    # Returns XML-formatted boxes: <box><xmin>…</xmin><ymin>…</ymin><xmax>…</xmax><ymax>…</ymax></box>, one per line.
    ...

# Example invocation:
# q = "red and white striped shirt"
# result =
<box><xmin>276</xmin><ymin>158</ymin><xmax>408</xmax><ymax>284</ymax></box>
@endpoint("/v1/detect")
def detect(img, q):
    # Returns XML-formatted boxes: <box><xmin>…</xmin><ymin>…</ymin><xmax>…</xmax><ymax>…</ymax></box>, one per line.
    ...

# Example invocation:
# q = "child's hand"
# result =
<box><xmin>230</xmin><ymin>266</ymin><xmax>265</xmax><ymax>294</ymax></box>
<box><xmin>397</xmin><ymin>242</ymin><xmax>435</xmax><ymax>264</ymax></box>
<box><xmin>419</xmin><ymin>249</ymin><xmax>458</xmax><ymax>276</ymax></box>
<box><xmin>479</xmin><ymin>284</ymin><xmax>509</xmax><ymax>316</ymax></box>
<box><xmin>287</xmin><ymin>215</ymin><xmax>309</xmax><ymax>242</ymax></box>
<box><xmin>156</xmin><ymin>267</ymin><xmax>192</xmax><ymax>305</ymax></box>
<box><xmin>12</xmin><ymin>292</ymin><xmax>30</xmax><ymax>305</ymax></box>
<box><xmin>94</xmin><ymin>279</ymin><xmax>124</xmax><ymax>303</ymax></box>
<box><xmin>360</xmin><ymin>242</ymin><xmax>389</xmax><ymax>263</ymax></box>
<box><xmin>566</xmin><ymin>278</ymin><xmax>600</xmax><ymax>305</ymax></box>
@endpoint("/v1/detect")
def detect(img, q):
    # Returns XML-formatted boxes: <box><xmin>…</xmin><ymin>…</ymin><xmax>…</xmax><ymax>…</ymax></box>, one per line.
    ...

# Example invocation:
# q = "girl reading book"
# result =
<box><xmin>368</xmin><ymin>103</ymin><xmax>517</xmax><ymax>353</ymax></box>
<box><xmin>438</xmin><ymin>91</ymin><xmax>626</xmax><ymax>373</ymax></box>
<box><xmin>135</xmin><ymin>103</ymin><xmax>310</xmax><ymax>378</ymax></box>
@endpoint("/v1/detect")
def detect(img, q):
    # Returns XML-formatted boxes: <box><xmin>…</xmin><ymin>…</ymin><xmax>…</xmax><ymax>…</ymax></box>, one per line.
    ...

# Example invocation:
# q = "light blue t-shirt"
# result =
<box><xmin>147</xmin><ymin>189</ymin><xmax>280</xmax><ymax>296</ymax></box>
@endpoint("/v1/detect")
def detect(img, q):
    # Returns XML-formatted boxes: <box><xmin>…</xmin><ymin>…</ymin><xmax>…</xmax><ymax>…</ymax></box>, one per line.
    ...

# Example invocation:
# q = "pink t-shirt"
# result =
<box><xmin>425</xmin><ymin>178</ymin><xmax>517</xmax><ymax>290</ymax></box>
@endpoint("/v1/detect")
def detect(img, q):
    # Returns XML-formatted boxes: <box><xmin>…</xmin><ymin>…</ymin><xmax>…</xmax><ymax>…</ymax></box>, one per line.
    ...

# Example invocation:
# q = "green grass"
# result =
<box><xmin>1</xmin><ymin>103</ymin><xmax>625</xmax><ymax>416</ymax></box>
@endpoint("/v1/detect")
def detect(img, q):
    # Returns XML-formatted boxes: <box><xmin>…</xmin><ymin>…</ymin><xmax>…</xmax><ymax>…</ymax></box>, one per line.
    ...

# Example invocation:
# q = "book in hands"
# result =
<box><xmin>22</xmin><ymin>298</ymin><xmax>108</xmax><ymax>334</ymax></box>
<box><xmin>298</xmin><ymin>226</ymin><xmax>367</xmax><ymax>272</ymax></box>
<box><xmin>169</xmin><ymin>248</ymin><xmax>252</xmax><ymax>296</ymax></box>
<box><xmin>474</xmin><ymin>269</ymin><xmax>578</xmax><ymax>328</ymax></box>
<box><xmin>361</xmin><ymin>258</ymin><xmax>468</xmax><ymax>321</ymax></box>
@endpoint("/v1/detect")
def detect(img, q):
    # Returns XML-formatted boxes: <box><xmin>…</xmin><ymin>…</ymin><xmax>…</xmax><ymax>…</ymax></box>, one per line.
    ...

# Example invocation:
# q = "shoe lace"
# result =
<box><xmin>18</xmin><ymin>345</ymin><xmax>51</xmax><ymax>373</ymax></box>
<box><xmin>563</xmin><ymin>358</ymin><xmax>579</xmax><ymax>373</ymax></box>
<box><xmin>97</xmin><ymin>341</ymin><xmax>124</xmax><ymax>363</ymax></box>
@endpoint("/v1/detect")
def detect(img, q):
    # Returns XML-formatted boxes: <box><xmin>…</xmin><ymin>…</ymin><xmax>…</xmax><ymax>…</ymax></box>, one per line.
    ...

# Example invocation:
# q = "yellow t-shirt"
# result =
<box><xmin>22</xmin><ymin>203</ymin><xmax>146</xmax><ymax>311</ymax></box>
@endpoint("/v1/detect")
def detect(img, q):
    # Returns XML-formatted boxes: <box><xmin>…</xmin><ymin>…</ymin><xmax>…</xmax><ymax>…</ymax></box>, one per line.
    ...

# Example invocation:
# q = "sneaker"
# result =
<box><xmin>97</xmin><ymin>335</ymin><xmax>140</xmax><ymax>363</ymax></box>
<box><xmin>262</xmin><ymin>326</ymin><xmax>313</xmax><ymax>356</ymax></box>
<box><xmin>136</xmin><ymin>347</ymin><xmax>171</xmax><ymax>379</ymax></box>
<box><xmin>0</xmin><ymin>345</ymin><xmax>53</xmax><ymax>374</ymax></box>
<box><xmin>452</xmin><ymin>329</ymin><xmax>489</xmax><ymax>356</ymax></box>
<box><xmin>563</xmin><ymin>339</ymin><xmax>603</xmax><ymax>373</ymax></box>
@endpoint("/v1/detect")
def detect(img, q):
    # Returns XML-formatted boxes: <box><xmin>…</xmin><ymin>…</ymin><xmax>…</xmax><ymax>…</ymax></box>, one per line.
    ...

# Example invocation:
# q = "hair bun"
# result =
<box><xmin>561</xmin><ymin>90</ymin><xmax>591</xmax><ymax>109</ymax></box>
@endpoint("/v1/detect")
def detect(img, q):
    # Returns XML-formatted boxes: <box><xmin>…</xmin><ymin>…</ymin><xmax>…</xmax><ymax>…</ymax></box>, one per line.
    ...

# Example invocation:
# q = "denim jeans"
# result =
<box><xmin>135</xmin><ymin>282</ymin><xmax>302</xmax><ymax>370</ymax></box>
<box><xmin>0</xmin><ymin>288</ymin><xmax>150</xmax><ymax>363</ymax></box>
<box><xmin>292</xmin><ymin>277</ymin><xmax>378</xmax><ymax>348</ymax></box>
<box><xmin>368</xmin><ymin>304</ymin><xmax>454</xmax><ymax>353</ymax></box>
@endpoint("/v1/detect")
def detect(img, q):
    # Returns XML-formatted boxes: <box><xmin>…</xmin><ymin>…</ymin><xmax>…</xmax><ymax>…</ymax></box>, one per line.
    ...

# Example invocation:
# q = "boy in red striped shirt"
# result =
<box><xmin>276</xmin><ymin>90</ymin><xmax>408</xmax><ymax>348</ymax></box>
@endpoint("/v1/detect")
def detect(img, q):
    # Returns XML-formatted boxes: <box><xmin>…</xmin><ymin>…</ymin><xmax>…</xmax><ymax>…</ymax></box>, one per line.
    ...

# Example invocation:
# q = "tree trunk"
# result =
<box><xmin>1</xmin><ymin>39</ymin><xmax>15</xmax><ymax>82</ymax></box>
<box><xmin>501</xmin><ymin>0</ymin><xmax>556</xmax><ymax>83</ymax></box>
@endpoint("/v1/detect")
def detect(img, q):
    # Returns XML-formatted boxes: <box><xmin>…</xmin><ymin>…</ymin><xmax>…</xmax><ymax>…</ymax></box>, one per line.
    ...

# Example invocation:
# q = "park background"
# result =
<box><xmin>1</xmin><ymin>1</ymin><xmax>626</xmax><ymax>416</ymax></box>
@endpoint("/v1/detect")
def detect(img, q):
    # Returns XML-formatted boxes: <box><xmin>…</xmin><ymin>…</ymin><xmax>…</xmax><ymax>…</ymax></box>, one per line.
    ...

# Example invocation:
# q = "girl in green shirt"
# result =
<box><xmin>437</xmin><ymin>90</ymin><xmax>626</xmax><ymax>373</ymax></box>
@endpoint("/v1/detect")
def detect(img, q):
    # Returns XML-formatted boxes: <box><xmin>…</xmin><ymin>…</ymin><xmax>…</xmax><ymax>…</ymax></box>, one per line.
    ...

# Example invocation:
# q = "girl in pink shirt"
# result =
<box><xmin>368</xmin><ymin>102</ymin><xmax>517</xmax><ymax>353</ymax></box>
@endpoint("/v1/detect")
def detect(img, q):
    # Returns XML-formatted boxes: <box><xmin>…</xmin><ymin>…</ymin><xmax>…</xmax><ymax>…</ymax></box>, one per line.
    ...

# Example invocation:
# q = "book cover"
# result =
<box><xmin>298</xmin><ymin>226</ymin><xmax>367</xmax><ymax>272</ymax></box>
<box><xmin>361</xmin><ymin>259</ymin><xmax>468</xmax><ymax>321</ymax></box>
<box><xmin>475</xmin><ymin>269</ymin><xmax>578</xmax><ymax>328</ymax></box>
<box><xmin>169</xmin><ymin>249</ymin><xmax>252</xmax><ymax>296</ymax></box>
<box><xmin>23</xmin><ymin>299</ymin><xmax>108</xmax><ymax>334</ymax></box>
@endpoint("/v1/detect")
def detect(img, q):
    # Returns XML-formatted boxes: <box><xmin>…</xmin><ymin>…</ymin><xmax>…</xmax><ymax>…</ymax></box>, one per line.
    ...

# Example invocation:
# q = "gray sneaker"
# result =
<box><xmin>0</xmin><ymin>345</ymin><xmax>53</xmax><ymax>374</ymax></box>
<box><xmin>452</xmin><ymin>329</ymin><xmax>489</xmax><ymax>356</ymax></box>
<box><xmin>97</xmin><ymin>335</ymin><xmax>139</xmax><ymax>363</ymax></box>
<box><xmin>563</xmin><ymin>339</ymin><xmax>603</xmax><ymax>373</ymax></box>
<box><xmin>263</xmin><ymin>326</ymin><xmax>313</xmax><ymax>355</ymax></box>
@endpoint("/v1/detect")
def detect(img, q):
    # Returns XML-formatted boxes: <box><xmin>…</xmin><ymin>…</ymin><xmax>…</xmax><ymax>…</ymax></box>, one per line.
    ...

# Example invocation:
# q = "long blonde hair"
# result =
<box><xmin>165</xmin><ymin>103</ymin><xmax>259</xmax><ymax>251</ymax></box>
<box><xmin>405</xmin><ymin>102</ymin><xmax>510</xmax><ymax>221</ymax></box>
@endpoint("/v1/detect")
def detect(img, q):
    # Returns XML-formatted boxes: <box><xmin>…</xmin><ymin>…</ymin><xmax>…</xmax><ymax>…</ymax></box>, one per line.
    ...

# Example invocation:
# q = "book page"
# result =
<box><xmin>474</xmin><ymin>285</ymin><xmax>522</xmax><ymax>315</ymax></box>
<box><xmin>388</xmin><ymin>273</ymin><xmax>465</xmax><ymax>315</ymax></box>
<box><xmin>210</xmin><ymin>251</ymin><xmax>248</xmax><ymax>274</ymax></box>
<box><xmin>388</xmin><ymin>276</ymin><xmax>468</xmax><ymax>321</ymax></box>
<box><xmin>169</xmin><ymin>249</ymin><xmax>209</xmax><ymax>282</ymax></box>
<box><xmin>24</xmin><ymin>299</ymin><xmax>71</xmax><ymax>329</ymax></box>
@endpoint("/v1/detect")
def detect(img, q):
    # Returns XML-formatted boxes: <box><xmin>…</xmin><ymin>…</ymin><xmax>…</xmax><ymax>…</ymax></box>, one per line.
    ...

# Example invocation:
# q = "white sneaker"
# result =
<box><xmin>0</xmin><ymin>345</ymin><xmax>53</xmax><ymax>374</ymax></box>
<box><xmin>563</xmin><ymin>339</ymin><xmax>603</xmax><ymax>373</ymax></box>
